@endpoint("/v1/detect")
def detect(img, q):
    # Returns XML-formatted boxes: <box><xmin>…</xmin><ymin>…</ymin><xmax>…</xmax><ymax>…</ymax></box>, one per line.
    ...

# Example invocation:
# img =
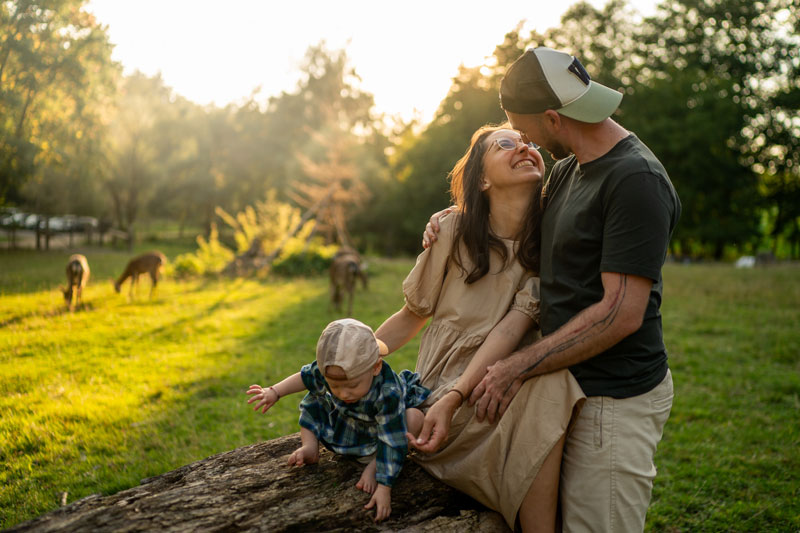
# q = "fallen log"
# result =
<box><xmin>8</xmin><ymin>433</ymin><xmax>508</xmax><ymax>532</ymax></box>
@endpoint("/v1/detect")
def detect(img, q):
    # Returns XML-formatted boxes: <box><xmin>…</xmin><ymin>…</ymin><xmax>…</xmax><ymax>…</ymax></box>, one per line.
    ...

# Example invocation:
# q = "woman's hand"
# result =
<box><xmin>407</xmin><ymin>391</ymin><xmax>461</xmax><ymax>453</ymax></box>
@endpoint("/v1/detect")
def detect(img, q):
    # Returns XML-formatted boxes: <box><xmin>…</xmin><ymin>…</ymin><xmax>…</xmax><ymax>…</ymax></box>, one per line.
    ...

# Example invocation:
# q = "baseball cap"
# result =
<box><xmin>316</xmin><ymin>318</ymin><xmax>389</xmax><ymax>380</ymax></box>
<box><xmin>500</xmin><ymin>47</ymin><xmax>623</xmax><ymax>123</ymax></box>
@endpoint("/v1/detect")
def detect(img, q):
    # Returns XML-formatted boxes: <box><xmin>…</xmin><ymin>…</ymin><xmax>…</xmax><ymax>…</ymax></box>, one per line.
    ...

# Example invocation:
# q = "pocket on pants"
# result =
<box><xmin>649</xmin><ymin>370</ymin><xmax>674</xmax><ymax>413</ymax></box>
<box><xmin>568</xmin><ymin>397</ymin><xmax>603</xmax><ymax>449</ymax></box>
<box><xmin>650</xmin><ymin>393</ymin><xmax>673</xmax><ymax>411</ymax></box>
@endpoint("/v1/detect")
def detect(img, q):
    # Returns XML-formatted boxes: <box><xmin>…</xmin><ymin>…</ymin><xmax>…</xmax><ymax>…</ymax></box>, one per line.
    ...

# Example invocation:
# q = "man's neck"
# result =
<box><xmin>569</xmin><ymin>119</ymin><xmax>630</xmax><ymax>164</ymax></box>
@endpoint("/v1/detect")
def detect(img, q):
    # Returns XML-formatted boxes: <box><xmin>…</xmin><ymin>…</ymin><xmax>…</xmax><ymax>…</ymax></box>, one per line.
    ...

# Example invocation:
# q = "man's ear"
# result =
<box><xmin>542</xmin><ymin>109</ymin><xmax>561</xmax><ymax>129</ymax></box>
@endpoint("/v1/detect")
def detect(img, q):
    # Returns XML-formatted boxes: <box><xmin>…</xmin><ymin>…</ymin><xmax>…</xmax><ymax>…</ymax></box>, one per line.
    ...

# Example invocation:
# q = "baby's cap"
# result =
<box><xmin>316</xmin><ymin>318</ymin><xmax>388</xmax><ymax>379</ymax></box>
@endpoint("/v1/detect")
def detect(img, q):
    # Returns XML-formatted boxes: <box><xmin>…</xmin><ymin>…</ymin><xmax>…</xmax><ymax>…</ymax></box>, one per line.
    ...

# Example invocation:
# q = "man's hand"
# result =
<box><xmin>422</xmin><ymin>206</ymin><xmax>457</xmax><ymax>249</ymax></box>
<box><xmin>364</xmin><ymin>484</ymin><xmax>392</xmax><ymax>522</ymax></box>
<box><xmin>469</xmin><ymin>358</ymin><xmax>524</xmax><ymax>423</ymax></box>
<box><xmin>407</xmin><ymin>392</ymin><xmax>460</xmax><ymax>453</ymax></box>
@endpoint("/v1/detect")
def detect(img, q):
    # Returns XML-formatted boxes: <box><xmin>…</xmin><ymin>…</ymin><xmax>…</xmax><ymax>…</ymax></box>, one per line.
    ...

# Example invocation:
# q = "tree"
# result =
<box><xmin>105</xmin><ymin>72</ymin><xmax>196</xmax><ymax>242</ymax></box>
<box><xmin>261</xmin><ymin>44</ymin><xmax>391</xmax><ymax>251</ymax></box>
<box><xmin>146</xmin><ymin>97</ymin><xmax>218</xmax><ymax>237</ymax></box>
<box><xmin>752</xmin><ymin>86</ymin><xmax>800</xmax><ymax>257</ymax></box>
<box><xmin>0</xmin><ymin>0</ymin><xmax>117</xmax><ymax>211</ymax></box>
<box><xmin>636</xmin><ymin>0</ymin><xmax>794</xmax><ymax>257</ymax></box>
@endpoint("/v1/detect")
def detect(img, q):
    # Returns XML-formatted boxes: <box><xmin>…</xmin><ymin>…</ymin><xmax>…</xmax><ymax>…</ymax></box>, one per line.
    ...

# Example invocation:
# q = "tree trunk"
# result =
<box><xmin>44</xmin><ymin>217</ymin><xmax>50</xmax><ymax>251</ymax></box>
<box><xmin>6</xmin><ymin>433</ymin><xmax>507</xmax><ymax>533</ymax></box>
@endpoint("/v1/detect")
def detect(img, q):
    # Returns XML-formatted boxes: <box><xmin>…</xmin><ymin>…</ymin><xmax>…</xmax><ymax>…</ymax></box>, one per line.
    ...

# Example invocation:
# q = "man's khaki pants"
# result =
<box><xmin>561</xmin><ymin>370</ymin><xmax>673</xmax><ymax>532</ymax></box>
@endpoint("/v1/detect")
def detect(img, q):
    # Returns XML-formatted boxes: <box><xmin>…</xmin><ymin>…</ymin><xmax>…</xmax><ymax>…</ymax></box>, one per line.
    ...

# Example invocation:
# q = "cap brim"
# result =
<box><xmin>557</xmin><ymin>81</ymin><xmax>623</xmax><ymax>123</ymax></box>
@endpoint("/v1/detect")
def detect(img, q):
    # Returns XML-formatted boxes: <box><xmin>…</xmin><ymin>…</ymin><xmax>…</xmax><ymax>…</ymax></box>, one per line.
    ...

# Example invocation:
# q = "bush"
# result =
<box><xmin>170</xmin><ymin>224</ymin><xmax>234</xmax><ymax>278</ymax></box>
<box><xmin>272</xmin><ymin>250</ymin><xmax>333</xmax><ymax>277</ymax></box>
<box><xmin>272</xmin><ymin>236</ymin><xmax>338</xmax><ymax>277</ymax></box>
<box><xmin>174</xmin><ymin>193</ymin><xmax>347</xmax><ymax>278</ymax></box>
<box><xmin>171</xmin><ymin>253</ymin><xmax>204</xmax><ymax>278</ymax></box>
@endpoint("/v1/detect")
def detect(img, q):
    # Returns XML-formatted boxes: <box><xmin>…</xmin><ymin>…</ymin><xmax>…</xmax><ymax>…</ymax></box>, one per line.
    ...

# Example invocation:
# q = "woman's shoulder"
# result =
<box><xmin>437</xmin><ymin>210</ymin><xmax>461</xmax><ymax>239</ymax></box>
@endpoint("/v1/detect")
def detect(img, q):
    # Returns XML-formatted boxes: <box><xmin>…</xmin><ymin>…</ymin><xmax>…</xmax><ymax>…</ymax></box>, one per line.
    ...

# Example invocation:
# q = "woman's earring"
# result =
<box><xmin>481</xmin><ymin>181</ymin><xmax>491</xmax><ymax>191</ymax></box>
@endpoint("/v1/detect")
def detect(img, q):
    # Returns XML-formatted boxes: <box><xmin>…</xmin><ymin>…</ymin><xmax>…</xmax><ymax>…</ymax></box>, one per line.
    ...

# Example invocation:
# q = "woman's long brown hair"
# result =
<box><xmin>448</xmin><ymin>124</ymin><xmax>543</xmax><ymax>283</ymax></box>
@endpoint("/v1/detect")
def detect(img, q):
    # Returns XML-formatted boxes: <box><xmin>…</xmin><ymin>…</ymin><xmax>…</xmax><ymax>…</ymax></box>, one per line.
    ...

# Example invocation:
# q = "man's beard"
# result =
<box><xmin>545</xmin><ymin>141</ymin><xmax>571</xmax><ymax>160</ymax></box>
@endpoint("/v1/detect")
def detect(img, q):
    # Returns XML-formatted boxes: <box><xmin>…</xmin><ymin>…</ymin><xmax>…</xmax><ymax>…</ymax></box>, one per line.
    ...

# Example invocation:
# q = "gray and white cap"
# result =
<box><xmin>316</xmin><ymin>318</ymin><xmax>388</xmax><ymax>379</ymax></box>
<box><xmin>500</xmin><ymin>47</ymin><xmax>623</xmax><ymax>123</ymax></box>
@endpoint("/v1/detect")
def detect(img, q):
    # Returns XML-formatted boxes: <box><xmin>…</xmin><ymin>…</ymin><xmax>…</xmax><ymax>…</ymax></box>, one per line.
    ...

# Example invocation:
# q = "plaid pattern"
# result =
<box><xmin>299</xmin><ymin>360</ymin><xmax>430</xmax><ymax>487</ymax></box>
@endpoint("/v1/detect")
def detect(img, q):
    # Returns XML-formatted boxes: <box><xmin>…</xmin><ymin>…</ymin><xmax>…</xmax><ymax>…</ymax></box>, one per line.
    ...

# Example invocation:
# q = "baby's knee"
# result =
<box><xmin>405</xmin><ymin>407</ymin><xmax>424</xmax><ymax>436</ymax></box>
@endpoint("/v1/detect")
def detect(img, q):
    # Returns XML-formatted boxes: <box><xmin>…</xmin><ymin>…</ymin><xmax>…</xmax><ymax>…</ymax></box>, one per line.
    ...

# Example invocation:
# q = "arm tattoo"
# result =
<box><xmin>508</xmin><ymin>275</ymin><xmax>629</xmax><ymax>391</ymax></box>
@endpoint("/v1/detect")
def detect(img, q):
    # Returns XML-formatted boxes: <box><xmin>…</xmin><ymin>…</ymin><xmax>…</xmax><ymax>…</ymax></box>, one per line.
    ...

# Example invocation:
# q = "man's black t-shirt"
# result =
<box><xmin>540</xmin><ymin>134</ymin><xmax>681</xmax><ymax>398</ymax></box>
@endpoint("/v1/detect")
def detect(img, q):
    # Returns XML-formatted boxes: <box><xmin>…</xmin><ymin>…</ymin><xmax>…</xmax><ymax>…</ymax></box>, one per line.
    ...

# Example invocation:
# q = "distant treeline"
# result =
<box><xmin>1</xmin><ymin>0</ymin><xmax>798</xmax><ymax>259</ymax></box>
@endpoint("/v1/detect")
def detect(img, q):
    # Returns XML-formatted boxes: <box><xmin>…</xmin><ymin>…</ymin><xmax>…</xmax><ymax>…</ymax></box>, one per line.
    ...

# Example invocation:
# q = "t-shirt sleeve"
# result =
<box><xmin>509</xmin><ymin>274</ymin><xmax>541</xmax><ymax>326</ymax></box>
<box><xmin>402</xmin><ymin>213</ymin><xmax>457</xmax><ymax>317</ymax></box>
<box><xmin>600</xmin><ymin>172</ymin><xmax>676</xmax><ymax>281</ymax></box>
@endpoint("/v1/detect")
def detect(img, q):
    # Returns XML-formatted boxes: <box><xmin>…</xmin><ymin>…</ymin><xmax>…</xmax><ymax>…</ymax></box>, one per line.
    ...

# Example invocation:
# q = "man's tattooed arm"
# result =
<box><xmin>470</xmin><ymin>272</ymin><xmax>653</xmax><ymax>423</ymax></box>
<box><xmin>518</xmin><ymin>273</ymin><xmax>634</xmax><ymax>378</ymax></box>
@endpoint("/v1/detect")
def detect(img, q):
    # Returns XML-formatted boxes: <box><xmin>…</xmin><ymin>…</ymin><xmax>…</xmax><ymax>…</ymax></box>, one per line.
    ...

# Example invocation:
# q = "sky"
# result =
<box><xmin>85</xmin><ymin>0</ymin><xmax>659</xmax><ymax>124</ymax></box>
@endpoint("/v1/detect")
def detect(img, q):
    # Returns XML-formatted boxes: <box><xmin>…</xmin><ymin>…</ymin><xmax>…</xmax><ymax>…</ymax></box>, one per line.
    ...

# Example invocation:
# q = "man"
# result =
<box><xmin>424</xmin><ymin>47</ymin><xmax>681</xmax><ymax>531</ymax></box>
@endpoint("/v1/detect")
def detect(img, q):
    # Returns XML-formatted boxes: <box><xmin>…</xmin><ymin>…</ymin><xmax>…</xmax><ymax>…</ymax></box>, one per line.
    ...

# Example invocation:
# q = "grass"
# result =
<box><xmin>649</xmin><ymin>263</ymin><xmax>800</xmax><ymax>531</ymax></box>
<box><xmin>0</xmin><ymin>246</ymin><xmax>798</xmax><ymax>531</ymax></box>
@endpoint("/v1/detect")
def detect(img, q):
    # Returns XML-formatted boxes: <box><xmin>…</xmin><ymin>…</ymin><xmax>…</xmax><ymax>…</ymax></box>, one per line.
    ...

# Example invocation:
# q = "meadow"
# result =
<box><xmin>1</xmin><ymin>244</ymin><xmax>798</xmax><ymax>531</ymax></box>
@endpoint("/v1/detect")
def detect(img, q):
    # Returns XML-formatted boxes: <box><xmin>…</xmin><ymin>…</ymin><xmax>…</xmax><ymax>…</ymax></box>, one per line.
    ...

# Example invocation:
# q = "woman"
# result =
<box><xmin>375</xmin><ymin>124</ymin><xmax>585</xmax><ymax>532</ymax></box>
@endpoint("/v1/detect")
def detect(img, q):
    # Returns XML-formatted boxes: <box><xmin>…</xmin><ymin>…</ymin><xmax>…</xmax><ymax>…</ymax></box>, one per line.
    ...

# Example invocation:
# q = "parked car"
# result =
<box><xmin>23</xmin><ymin>214</ymin><xmax>41</xmax><ymax>229</ymax></box>
<box><xmin>0</xmin><ymin>209</ymin><xmax>27</xmax><ymax>228</ymax></box>
<box><xmin>76</xmin><ymin>216</ymin><xmax>99</xmax><ymax>231</ymax></box>
<box><xmin>49</xmin><ymin>215</ymin><xmax>78</xmax><ymax>232</ymax></box>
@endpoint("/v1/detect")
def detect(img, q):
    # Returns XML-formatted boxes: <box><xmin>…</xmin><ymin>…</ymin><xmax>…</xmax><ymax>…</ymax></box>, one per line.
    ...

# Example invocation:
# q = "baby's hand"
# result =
<box><xmin>246</xmin><ymin>384</ymin><xmax>278</xmax><ymax>414</ymax></box>
<box><xmin>364</xmin><ymin>484</ymin><xmax>391</xmax><ymax>522</ymax></box>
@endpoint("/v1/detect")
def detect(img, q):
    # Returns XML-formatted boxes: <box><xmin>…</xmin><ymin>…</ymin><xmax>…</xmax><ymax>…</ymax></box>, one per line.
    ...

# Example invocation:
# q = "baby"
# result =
<box><xmin>246</xmin><ymin>318</ymin><xmax>429</xmax><ymax>522</ymax></box>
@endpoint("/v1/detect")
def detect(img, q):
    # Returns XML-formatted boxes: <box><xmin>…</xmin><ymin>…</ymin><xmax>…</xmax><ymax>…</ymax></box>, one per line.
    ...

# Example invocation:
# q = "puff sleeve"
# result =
<box><xmin>509</xmin><ymin>273</ymin><xmax>541</xmax><ymax>327</ymax></box>
<box><xmin>401</xmin><ymin>213</ymin><xmax>458</xmax><ymax>318</ymax></box>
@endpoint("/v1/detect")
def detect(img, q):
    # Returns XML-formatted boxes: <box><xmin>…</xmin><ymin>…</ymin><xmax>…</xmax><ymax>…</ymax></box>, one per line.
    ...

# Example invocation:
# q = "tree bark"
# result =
<box><xmin>7</xmin><ymin>433</ymin><xmax>508</xmax><ymax>533</ymax></box>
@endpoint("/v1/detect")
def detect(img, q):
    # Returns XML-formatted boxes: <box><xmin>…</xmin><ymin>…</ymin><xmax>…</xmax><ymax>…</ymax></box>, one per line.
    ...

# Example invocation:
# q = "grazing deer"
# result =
<box><xmin>113</xmin><ymin>251</ymin><xmax>167</xmax><ymax>300</ymax></box>
<box><xmin>329</xmin><ymin>248</ymin><xmax>368</xmax><ymax>317</ymax></box>
<box><xmin>62</xmin><ymin>254</ymin><xmax>90</xmax><ymax>311</ymax></box>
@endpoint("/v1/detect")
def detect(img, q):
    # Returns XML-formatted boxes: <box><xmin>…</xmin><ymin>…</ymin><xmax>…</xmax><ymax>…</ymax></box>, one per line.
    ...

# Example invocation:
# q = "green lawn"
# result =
<box><xmin>0</xmin><ymin>246</ymin><xmax>798</xmax><ymax>531</ymax></box>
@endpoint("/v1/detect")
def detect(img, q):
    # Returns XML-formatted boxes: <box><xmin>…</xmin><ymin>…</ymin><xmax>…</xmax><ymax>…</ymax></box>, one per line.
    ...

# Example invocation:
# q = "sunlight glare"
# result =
<box><xmin>86</xmin><ymin>0</ymin><xmax>658</xmax><ymax>124</ymax></box>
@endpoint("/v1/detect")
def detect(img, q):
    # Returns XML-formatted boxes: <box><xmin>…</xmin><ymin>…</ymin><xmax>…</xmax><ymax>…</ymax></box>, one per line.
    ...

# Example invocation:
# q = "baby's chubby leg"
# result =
<box><xmin>357</xmin><ymin>408</ymin><xmax>425</xmax><ymax>494</ymax></box>
<box><xmin>288</xmin><ymin>427</ymin><xmax>320</xmax><ymax>466</ymax></box>
<box><xmin>406</xmin><ymin>407</ymin><xmax>424</xmax><ymax>439</ymax></box>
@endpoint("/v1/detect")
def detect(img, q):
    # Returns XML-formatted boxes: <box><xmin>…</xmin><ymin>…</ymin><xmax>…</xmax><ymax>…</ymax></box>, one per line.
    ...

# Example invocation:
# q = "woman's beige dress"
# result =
<box><xmin>403</xmin><ymin>213</ymin><xmax>585</xmax><ymax>529</ymax></box>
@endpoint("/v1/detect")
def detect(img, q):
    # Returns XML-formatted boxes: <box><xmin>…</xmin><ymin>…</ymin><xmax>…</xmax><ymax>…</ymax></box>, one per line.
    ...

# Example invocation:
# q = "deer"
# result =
<box><xmin>113</xmin><ymin>251</ymin><xmax>167</xmax><ymax>300</ymax></box>
<box><xmin>329</xmin><ymin>248</ymin><xmax>368</xmax><ymax>317</ymax></box>
<box><xmin>62</xmin><ymin>254</ymin><xmax>90</xmax><ymax>311</ymax></box>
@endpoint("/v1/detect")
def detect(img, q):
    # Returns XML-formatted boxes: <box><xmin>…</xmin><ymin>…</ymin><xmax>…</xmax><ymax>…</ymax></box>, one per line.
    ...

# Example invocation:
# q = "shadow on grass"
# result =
<box><xmin>144</xmin><ymin>291</ymin><xmax>264</xmax><ymax>342</ymax></box>
<box><xmin>0</xmin><ymin>301</ymin><xmax>97</xmax><ymax>328</ymax></box>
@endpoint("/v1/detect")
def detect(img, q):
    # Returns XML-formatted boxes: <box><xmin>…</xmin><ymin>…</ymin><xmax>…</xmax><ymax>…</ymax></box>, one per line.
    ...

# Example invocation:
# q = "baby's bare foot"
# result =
<box><xmin>288</xmin><ymin>444</ymin><xmax>319</xmax><ymax>467</ymax></box>
<box><xmin>355</xmin><ymin>458</ymin><xmax>378</xmax><ymax>494</ymax></box>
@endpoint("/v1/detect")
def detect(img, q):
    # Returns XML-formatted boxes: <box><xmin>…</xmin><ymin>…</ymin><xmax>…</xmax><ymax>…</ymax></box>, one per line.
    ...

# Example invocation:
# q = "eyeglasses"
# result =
<box><xmin>494</xmin><ymin>137</ymin><xmax>539</xmax><ymax>151</ymax></box>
